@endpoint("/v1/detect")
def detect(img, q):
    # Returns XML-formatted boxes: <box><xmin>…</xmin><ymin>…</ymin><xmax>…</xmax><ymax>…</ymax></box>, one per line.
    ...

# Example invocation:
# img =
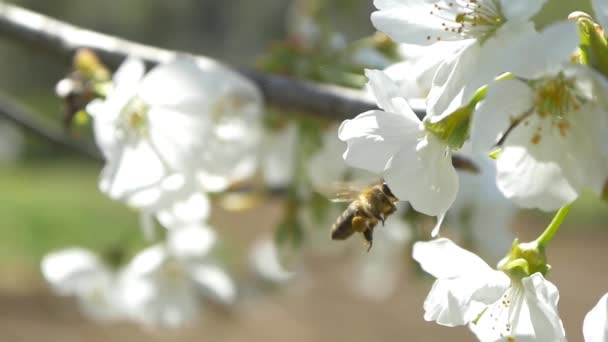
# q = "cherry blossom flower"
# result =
<box><xmin>87</xmin><ymin>56</ymin><xmax>263</xmax><ymax>209</ymax></box>
<box><xmin>339</xmin><ymin>69</ymin><xmax>458</xmax><ymax>218</ymax></box>
<box><xmin>413</xmin><ymin>238</ymin><xmax>566</xmax><ymax>341</ymax></box>
<box><xmin>41</xmin><ymin>248</ymin><xmax>123</xmax><ymax>322</ymax></box>
<box><xmin>583</xmin><ymin>293</ymin><xmax>608</xmax><ymax>342</ymax></box>
<box><xmin>117</xmin><ymin>226</ymin><xmax>235</xmax><ymax>328</ymax></box>
<box><xmin>371</xmin><ymin>0</ymin><xmax>577</xmax><ymax>120</ymax></box>
<box><xmin>473</xmin><ymin>65</ymin><xmax>608</xmax><ymax>211</ymax></box>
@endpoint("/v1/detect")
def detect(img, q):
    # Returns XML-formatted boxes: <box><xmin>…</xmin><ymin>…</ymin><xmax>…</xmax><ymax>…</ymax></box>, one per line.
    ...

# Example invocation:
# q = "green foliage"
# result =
<box><xmin>0</xmin><ymin>161</ymin><xmax>145</xmax><ymax>268</ymax></box>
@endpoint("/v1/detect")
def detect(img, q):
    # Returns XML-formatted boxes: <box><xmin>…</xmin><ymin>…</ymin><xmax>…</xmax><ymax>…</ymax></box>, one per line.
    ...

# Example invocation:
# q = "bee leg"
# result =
<box><xmin>351</xmin><ymin>212</ymin><xmax>370</xmax><ymax>233</ymax></box>
<box><xmin>363</xmin><ymin>226</ymin><xmax>374</xmax><ymax>252</ymax></box>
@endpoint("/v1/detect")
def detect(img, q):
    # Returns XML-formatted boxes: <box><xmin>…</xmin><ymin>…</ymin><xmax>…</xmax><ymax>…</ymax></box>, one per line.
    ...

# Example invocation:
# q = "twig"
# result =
<box><xmin>0</xmin><ymin>3</ymin><xmax>426</xmax><ymax>121</ymax></box>
<box><xmin>0</xmin><ymin>92</ymin><xmax>102</xmax><ymax>160</ymax></box>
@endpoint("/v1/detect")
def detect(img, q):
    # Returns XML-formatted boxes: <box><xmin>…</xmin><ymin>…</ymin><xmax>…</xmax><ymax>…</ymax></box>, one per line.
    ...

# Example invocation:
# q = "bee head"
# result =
<box><xmin>381</xmin><ymin>182</ymin><xmax>397</xmax><ymax>201</ymax></box>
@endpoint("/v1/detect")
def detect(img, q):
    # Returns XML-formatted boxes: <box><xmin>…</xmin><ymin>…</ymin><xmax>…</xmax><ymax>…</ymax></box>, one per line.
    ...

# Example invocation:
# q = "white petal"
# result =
<box><xmin>497</xmin><ymin>145</ymin><xmax>578</xmax><ymax>211</ymax></box>
<box><xmin>124</xmin><ymin>245</ymin><xmax>168</xmax><ymax>276</ymax></box>
<box><xmin>41</xmin><ymin>248</ymin><xmax>108</xmax><ymax>296</ymax></box>
<box><xmin>522</xmin><ymin>274</ymin><xmax>566</xmax><ymax>342</ymax></box>
<box><xmin>508</xmin><ymin>22</ymin><xmax>579</xmax><ymax>78</ymax></box>
<box><xmin>156</xmin><ymin>190</ymin><xmax>211</xmax><ymax>229</ymax></box>
<box><xmin>472</xmin><ymin>79</ymin><xmax>534</xmax><ymax>154</ymax></box>
<box><xmin>113</xmin><ymin>58</ymin><xmax>145</xmax><ymax>97</ymax></box>
<box><xmin>426</xmin><ymin>41</ymin><xmax>478</xmax><ymax>119</ymax></box>
<box><xmin>77</xmin><ymin>280</ymin><xmax>124</xmax><ymax>322</ymax></box>
<box><xmin>427</xmin><ymin>22</ymin><xmax>537</xmax><ymax>120</ymax></box>
<box><xmin>366</xmin><ymin>69</ymin><xmax>421</xmax><ymax>119</ymax></box>
<box><xmin>424</xmin><ymin>273</ymin><xmax>509</xmax><ymax>327</ymax></box>
<box><xmin>118</xmin><ymin>273</ymin><xmax>200</xmax><ymax>328</ymax></box>
<box><xmin>338</xmin><ymin>109</ymin><xmax>421</xmax><ymax>173</ymax></box>
<box><xmin>146</xmin><ymin>105</ymin><xmax>212</xmax><ymax>172</ymax></box>
<box><xmin>500</xmin><ymin>0</ymin><xmax>546</xmax><ymax>22</ymax></box>
<box><xmin>593</xmin><ymin>0</ymin><xmax>608</xmax><ymax>30</ymax></box>
<box><xmin>167</xmin><ymin>225</ymin><xmax>216</xmax><ymax>260</ymax></box>
<box><xmin>190</xmin><ymin>264</ymin><xmax>236</xmax><ymax>304</ymax></box>
<box><xmin>98</xmin><ymin>140</ymin><xmax>167</xmax><ymax>205</ymax></box>
<box><xmin>583</xmin><ymin>293</ymin><xmax>608</xmax><ymax>342</ymax></box>
<box><xmin>412</xmin><ymin>238</ymin><xmax>495</xmax><ymax>278</ymax></box>
<box><xmin>372</xmin><ymin>0</ymin><xmax>464</xmax><ymax>45</ymax></box>
<box><xmin>384</xmin><ymin>134</ymin><xmax>458</xmax><ymax>215</ymax></box>
<box><xmin>249</xmin><ymin>238</ymin><xmax>294</xmax><ymax>284</ymax></box>
<box><xmin>138</xmin><ymin>57</ymin><xmax>220</xmax><ymax>109</ymax></box>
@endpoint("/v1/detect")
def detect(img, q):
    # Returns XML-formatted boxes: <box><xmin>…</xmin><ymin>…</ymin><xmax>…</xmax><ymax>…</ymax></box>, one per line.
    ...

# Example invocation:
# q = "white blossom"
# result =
<box><xmin>41</xmin><ymin>248</ymin><xmax>123</xmax><ymax>322</ymax></box>
<box><xmin>413</xmin><ymin>238</ymin><xmax>565</xmax><ymax>341</ymax></box>
<box><xmin>473</xmin><ymin>65</ymin><xmax>608</xmax><ymax>211</ymax></box>
<box><xmin>371</xmin><ymin>0</ymin><xmax>577</xmax><ymax>121</ymax></box>
<box><xmin>583</xmin><ymin>292</ymin><xmax>608</xmax><ymax>342</ymax></box>
<box><xmin>87</xmin><ymin>56</ymin><xmax>263</xmax><ymax>209</ymax></box>
<box><xmin>117</xmin><ymin>225</ymin><xmax>235</xmax><ymax>328</ymax></box>
<box><xmin>339</xmin><ymin>69</ymin><xmax>458</xmax><ymax>218</ymax></box>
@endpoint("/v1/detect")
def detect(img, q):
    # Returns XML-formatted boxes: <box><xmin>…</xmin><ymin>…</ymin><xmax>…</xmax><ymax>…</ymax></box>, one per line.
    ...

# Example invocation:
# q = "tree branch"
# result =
<box><xmin>0</xmin><ymin>3</ymin><xmax>425</xmax><ymax>121</ymax></box>
<box><xmin>0</xmin><ymin>92</ymin><xmax>102</xmax><ymax>160</ymax></box>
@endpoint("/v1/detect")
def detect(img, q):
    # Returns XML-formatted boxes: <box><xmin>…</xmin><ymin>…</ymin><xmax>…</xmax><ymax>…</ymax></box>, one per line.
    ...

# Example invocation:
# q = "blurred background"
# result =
<box><xmin>0</xmin><ymin>0</ymin><xmax>606</xmax><ymax>341</ymax></box>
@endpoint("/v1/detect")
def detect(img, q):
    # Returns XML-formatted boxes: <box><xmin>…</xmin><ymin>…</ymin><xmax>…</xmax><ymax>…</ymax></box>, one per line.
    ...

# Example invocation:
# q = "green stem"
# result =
<box><xmin>535</xmin><ymin>204</ymin><xmax>572</xmax><ymax>247</ymax></box>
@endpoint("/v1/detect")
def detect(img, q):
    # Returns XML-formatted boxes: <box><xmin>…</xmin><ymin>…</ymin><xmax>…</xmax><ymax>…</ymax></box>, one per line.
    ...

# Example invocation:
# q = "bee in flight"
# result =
<box><xmin>330</xmin><ymin>182</ymin><xmax>398</xmax><ymax>252</ymax></box>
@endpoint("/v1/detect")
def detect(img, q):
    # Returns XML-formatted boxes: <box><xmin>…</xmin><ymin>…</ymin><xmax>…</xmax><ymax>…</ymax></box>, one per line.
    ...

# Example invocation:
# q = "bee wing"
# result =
<box><xmin>319</xmin><ymin>179</ymin><xmax>382</xmax><ymax>202</ymax></box>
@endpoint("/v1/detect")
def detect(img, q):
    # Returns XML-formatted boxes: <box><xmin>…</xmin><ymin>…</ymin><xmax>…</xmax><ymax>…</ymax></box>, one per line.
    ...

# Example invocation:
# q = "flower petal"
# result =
<box><xmin>124</xmin><ymin>245</ymin><xmax>168</xmax><ymax>276</ymax></box>
<box><xmin>190</xmin><ymin>264</ymin><xmax>236</xmax><ymax>304</ymax></box>
<box><xmin>507</xmin><ymin>22</ymin><xmax>579</xmax><ymax>79</ymax></box>
<box><xmin>167</xmin><ymin>225</ymin><xmax>216</xmax><ymax>260</ymax></box>
<box><xmin>384</xmin><ymin>134</ymin><xmax>458</xmax><ymax>215</ymax></box>
<box><xmin>41</xmin><ymin>248</ymin><xmax>108</xmax><ymax>296</ymax></box>
<box><xmin>338</xmin><ymin>109</ymin><xmax>421</xmax><ymax>174</ymax></box>
<box><xmin>496</xmin><ymin>145</ymin><xmax>578</xmax><ymax>211</ymax></box>
<box><xmin>583</xmin><ymin>293</ymin><xmax>608</xmax><ymax>342</ymax></box>
<box><xmin>372</xmin><ymin>0</ymin><xmax>464</xmax><ymax>45</ymax></box>
<box><xmin>500</xmin><ymin>0</ymin><xmax>546</xmax><ymax>22</ymax></box>
<box><xmin>98</xmin><ymin>140</ymin><xmax>167</xmax><ymax>205</ymax></box>
<box><xmin>424</xmin><ymin>273</ymin><xmax>508</xmax><ymax>327</ymax></box>
<box><xmin>412</xmin><ymin>238</ymin><xmax>495</xmax><ymax>278</ymax></box>
<box><xmin>250</xmin><ymin>238</ymin><xmax>294</xmax><ymax>284</ymax></box>
<box><xmin>472</xmin><ymin>79</ymin><xmax>534</xmax><ymax>154</ymax></box>
<box><xmin>156</xmin><ymin>189</ymin><xmax>211</xmax><ymax>229</ymax></box>
<box><xmin>522</xmin><ymin>274</ymin><xmax>566</xmax><ymax>342</ymax></box>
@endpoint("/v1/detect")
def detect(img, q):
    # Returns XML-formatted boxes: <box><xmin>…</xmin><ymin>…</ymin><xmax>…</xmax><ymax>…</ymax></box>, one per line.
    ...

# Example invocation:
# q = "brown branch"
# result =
<box><xmin>0</xmin><ymin>3</ymin><xmax>425</xmax><ymax>121</ymax></box>
<box><xmin>0</xmin><ymin>92</ymin><xmax>102</xmax><ymax>160</ymax></box>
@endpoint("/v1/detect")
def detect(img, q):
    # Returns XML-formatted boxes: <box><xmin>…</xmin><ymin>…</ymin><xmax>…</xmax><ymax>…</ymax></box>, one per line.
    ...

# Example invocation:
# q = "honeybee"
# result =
<box><xmin>331</xmin><ymin>182</ymin><xmax>398</xmax><ymax>251</ymax></box>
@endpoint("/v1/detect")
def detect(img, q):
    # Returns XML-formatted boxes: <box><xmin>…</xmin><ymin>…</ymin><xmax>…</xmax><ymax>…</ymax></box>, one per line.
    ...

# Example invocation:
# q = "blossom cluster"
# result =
<box><xmin>36</xmin><ymin>0</ymin><xmax>608</xmax><ymax>340</ymax></box>
<box><xmin>335</xmin><ymin>0</ymin><xmax>608</xmax><ymax>340</ymax></box>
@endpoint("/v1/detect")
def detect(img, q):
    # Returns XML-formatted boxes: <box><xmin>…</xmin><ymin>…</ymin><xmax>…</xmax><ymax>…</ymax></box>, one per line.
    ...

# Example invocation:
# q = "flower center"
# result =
<box><xmin>478</xmin><ymin>283</ymin><xmax>525</xmax><ymax>340</ymax></box>
<box><xmin>118</xmin><ymin>96</ymin><xmax>149</xmax><ymax>142</ymax></box>
<box><xmin>427</xmin><ymin>0</ymin><xmax>505</xmax><ymax>42</ymax></box>
<box><xmin>527</xmin><ymin>73</ymin><xmax>585</xmax><ymax>144</ymax></box>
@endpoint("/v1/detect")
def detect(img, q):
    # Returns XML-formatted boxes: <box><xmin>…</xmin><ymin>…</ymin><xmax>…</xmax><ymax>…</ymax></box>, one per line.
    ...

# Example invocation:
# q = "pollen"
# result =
<box><xmin>424</xmin><ymin>0</ymin><xmax>505</xmax><ymax>42</ymax></box>
<box><xmin>118</xmin><ymin>96</ymin><xmax>150</xmax><ymax>140</ymax></box>
<box><xmin>530</xmin><ymin>72</ymin><xmax>586</xmax><ymax>141</ymax></box>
